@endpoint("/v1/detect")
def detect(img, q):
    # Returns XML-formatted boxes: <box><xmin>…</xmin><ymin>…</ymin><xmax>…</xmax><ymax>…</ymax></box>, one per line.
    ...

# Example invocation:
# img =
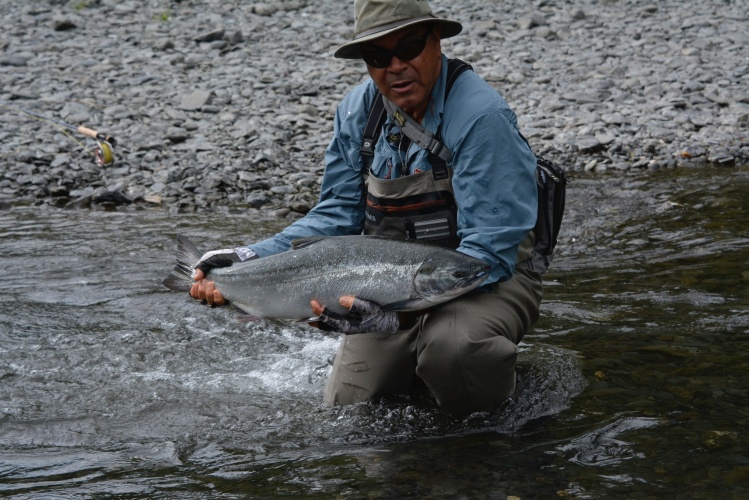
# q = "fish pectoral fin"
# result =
<box><xmin>290</xmin><ymin>236</ymin><xmax>327</xmax><ymax>250</ymax></box>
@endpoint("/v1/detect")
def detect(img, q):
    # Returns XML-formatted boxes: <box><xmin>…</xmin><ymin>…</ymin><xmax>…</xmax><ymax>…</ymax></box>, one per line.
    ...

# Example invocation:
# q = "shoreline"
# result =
<box><xmin>1</xmin><ymin>0</ymin><xmax>746</xmax><ymax>212</ymax></box>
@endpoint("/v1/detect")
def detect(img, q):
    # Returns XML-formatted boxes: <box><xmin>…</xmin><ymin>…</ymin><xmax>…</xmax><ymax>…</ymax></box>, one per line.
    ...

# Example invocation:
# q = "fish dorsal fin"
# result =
<box><xmin>290</xmin><ymin>236</ymin><xmax>328</xmax><ymax>250</ymax></box>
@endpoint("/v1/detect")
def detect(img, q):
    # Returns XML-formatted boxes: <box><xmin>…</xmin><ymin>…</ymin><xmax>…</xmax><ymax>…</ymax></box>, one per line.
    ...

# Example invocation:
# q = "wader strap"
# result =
<box><xmin>359</xmin><ymin>58</ymin><xmax>473</xmax><ymax>179</ymax></box>
<box><xmin>383</xmin><ymin>58</ymin><xmax>472</xmax><ymax>167</ymax></box>
<box><xmin>382</xmin><ymin>98</ymin><xmax>453</xmax><ymax>165</ymax></box>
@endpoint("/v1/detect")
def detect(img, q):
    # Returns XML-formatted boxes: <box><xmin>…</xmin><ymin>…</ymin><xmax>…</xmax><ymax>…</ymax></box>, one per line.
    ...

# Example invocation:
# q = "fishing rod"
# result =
<box><xmin>1</xmin><ymin>100</ymin><xmax>116</xmax><ymax>166</ymax></box>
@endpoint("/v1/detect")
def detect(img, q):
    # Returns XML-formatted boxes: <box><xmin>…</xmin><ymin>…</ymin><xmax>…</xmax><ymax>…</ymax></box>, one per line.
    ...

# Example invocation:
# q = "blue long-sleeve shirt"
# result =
<box><xmin>247</xmin><ymin>55</ymin><xmax>537</xmax><ymax>284</ymax></box>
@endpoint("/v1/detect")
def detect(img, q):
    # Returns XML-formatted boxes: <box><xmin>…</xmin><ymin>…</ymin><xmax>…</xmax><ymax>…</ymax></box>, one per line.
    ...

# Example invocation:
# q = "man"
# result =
<box><xmin>191</xmin><ymin>0</ymin><xmax>542</xmax><ymax>418</ymax></box>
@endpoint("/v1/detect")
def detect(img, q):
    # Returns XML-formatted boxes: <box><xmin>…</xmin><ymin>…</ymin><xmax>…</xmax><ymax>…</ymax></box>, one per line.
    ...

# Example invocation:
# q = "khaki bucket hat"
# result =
<box><xmin>334</xmin><ymin>0</ymin><xmax>463</xmax><ymax>59</ymax></box>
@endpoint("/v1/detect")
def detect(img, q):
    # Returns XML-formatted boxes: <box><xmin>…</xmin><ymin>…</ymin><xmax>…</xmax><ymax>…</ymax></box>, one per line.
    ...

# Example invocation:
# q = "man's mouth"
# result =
<box><xmin>391</xmin><ymin>80</ymin><xmax>414</xmax><ymax>94</ymax></box>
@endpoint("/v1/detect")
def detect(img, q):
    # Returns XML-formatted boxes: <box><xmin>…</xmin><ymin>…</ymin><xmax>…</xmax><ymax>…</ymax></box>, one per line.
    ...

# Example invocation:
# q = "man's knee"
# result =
<box><xmin>324</xmin><ymin>329</ymin><xmax>418</xmax><ymax>406</ymax></box>
<box><xmin>417</xmin><ymin>329</ymin><xmax>518</xmax><ymax>416</ymax></box>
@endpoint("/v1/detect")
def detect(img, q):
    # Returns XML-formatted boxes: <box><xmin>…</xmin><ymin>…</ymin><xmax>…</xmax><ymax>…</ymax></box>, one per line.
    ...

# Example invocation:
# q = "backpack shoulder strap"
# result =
<box><xmin>360</xmin><ymin>93</ymin><xmax>386</xmax><ymax>173</ymax></box>
<box><xmin>445</xmin><ymin>58</ymin><xmax>472</xmax><ymax>98</ymax></box>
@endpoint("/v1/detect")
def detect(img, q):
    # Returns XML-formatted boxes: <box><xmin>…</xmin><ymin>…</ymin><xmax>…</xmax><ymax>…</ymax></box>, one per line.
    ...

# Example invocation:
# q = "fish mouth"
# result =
<box><xmin>459</xmin><ymin>270</ymin><xmax>489</xmax><ymax>289</ymax></box>
<box><xmin>444</xmin><ymin>270</ymin><xmax>489</xmax><ymax>295</ymax></box>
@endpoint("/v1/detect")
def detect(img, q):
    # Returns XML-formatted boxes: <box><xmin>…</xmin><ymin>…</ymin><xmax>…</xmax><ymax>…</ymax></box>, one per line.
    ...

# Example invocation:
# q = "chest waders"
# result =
<box><xmin>363</xmin><ymin>169</ymin><xmax>535</xmax><ymax>264</ymax></box>
<box><xmin>364</xmin><ymin>167</ymin><xmax>459</xmax><ymax>247</ymax></box>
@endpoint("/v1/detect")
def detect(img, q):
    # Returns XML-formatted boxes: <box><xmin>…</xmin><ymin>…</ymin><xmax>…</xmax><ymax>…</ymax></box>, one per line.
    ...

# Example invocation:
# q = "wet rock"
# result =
<box><xmin>92</xmin><ymin>190</ymin><xmax>133</xmax><ymax>205</ymax></box>
<box><xmin>247</xmin><ymin>193</ymin><xmax>270</xmax><ymax>208</ymax></box>
<box><xmin>577</xmin><ymin>137</ymin><xmax>603</xmax><ymax>153</ymax></box>
<box><xmin>707</xmin><ymin>150</ymin><xmax>735</xmax><ymax>165</ymax></box>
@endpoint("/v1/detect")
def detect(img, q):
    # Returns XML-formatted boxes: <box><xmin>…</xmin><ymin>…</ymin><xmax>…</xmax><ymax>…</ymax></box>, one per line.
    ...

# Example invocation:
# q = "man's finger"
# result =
<box><xmin>339</xmin><ymin>296</ymin><xmax>356</xmax><ymax>309</ymax></box>
<box><xmin>212</xmin><ymin>289</ymin><xmax>225</xmax><ymax>306</ymax></box>
<box><xmin>193</xmin><ymin>269</ymin><xmax>205</xmax><ymax>281</ymax></box>
<box><xmin>310</xmin><ymin>299</ymin><xmax>324</xmax><ymax>316</ymax></box>
<box><xmin>205</xmin><ymin>282</ymin><xmax>216</xmax><ymax>305</ymax></box>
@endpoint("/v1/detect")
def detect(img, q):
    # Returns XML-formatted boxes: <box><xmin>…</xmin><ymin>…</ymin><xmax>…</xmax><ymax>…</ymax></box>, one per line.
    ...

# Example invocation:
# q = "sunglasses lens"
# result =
<box><xmin>362</xmin><ymin>50</ymin><xmax>390</xmax><ymax>69</ymax></box>
<box><xmin>361</xmin><ymin>31</ymin><xmax>430</xmax><ymax>69</ymax></box>
<box><xmin>397</xmin><ymin>37</ymin><xmax>427</xmax><ymax>61</ymax></box>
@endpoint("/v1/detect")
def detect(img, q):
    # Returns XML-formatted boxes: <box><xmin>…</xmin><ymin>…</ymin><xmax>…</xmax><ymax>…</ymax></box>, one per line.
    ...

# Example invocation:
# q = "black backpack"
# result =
<box><xmin>360</xmin><ymin>58</ymin><xmax>567</xmax><ymax>273</ymax></box>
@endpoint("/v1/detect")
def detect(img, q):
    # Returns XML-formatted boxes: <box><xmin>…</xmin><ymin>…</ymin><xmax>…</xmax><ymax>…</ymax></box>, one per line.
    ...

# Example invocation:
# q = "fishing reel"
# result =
<box><xmin>95</xmin><ymin>141</ymin><xmax>114</xmax><ymax>166</ymax></box>
<box><xmin>78</xmin><ymin>126</ymin><xmax>117</xmax><ymax>167</ymax></box>
<box><xmin>93</xmin><ymin>135</ymin><xmax>116</xmax><ymax>167</ymax></box>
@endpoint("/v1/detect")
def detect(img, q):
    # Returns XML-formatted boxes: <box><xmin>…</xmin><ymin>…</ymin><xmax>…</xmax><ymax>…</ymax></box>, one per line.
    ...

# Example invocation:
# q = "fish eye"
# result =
<box><xmin>453</xmin><ymin>270</ymin><xmax>467</xmax><ymax>278</ymax></box>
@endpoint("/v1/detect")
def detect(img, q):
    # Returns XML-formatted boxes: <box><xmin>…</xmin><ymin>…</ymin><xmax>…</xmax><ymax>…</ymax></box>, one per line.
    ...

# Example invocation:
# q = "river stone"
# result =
<box><xmin>253</xmin><ymin>3</ymin><xmax>277</xmax><ymax>16</ymax></box>
<box><xmin>180</xmin><ymin>90</ymin><xmax>213</xmax><ymax>111</ymax></box>
<box><xmin>194</xmin><ymin>28</ymin><xmax>225</xmax><ymax>43</ymax></box>
<box><xmin>0</xmin><ymin>55</ymin><xmax>29</xmax><ymax>66</ymax></box>
<box><xmin>52</xmin><ymin>17</ymin><xmax>77</xmax><ymax>31</ymax></box>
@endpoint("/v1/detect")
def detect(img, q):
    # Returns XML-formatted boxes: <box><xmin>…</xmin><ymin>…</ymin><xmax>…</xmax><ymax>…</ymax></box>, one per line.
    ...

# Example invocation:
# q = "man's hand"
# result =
<box><xmin>190</xmin><ymin>247</ymin><xmax>257</xmax><ymax>307</ymax></box>
<box><xmin>190</xmin><ymin>268</ymin><xmax>226</xmax><ymax>307</ymax></box>
<box><xmin>311</xmin><ymin>296</ymin><xmax>400</xmax><ymax>334</ymax></box>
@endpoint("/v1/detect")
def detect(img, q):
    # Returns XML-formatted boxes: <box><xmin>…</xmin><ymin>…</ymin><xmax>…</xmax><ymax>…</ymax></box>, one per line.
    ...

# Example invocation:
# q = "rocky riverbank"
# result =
<box><xmin>1</xmin><ymin>0</ymin><xmax>747</xmax><ymax>213</ymax></box>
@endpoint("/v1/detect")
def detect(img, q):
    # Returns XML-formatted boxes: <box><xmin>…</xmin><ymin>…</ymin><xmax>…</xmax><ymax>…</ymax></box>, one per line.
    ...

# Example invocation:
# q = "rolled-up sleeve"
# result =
<box><xmin>448</xmin><ymin>91</ymin><xmax>537</xmax><ymax>283</ymax></box>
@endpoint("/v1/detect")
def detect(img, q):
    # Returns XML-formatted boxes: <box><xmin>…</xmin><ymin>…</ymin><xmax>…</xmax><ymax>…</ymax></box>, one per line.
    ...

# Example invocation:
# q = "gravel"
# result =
<box><xmin>0</xmin><ymin>0</ymin><xmax>746</xmax><ymax>213</ymax></box>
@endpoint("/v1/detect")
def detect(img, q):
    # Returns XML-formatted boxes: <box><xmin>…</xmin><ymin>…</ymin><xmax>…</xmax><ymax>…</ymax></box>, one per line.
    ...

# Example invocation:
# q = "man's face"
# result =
<box><xmin>362</xmin><ymin>24</ymin><xmax>442</xmax><ymax>123</ymax></box>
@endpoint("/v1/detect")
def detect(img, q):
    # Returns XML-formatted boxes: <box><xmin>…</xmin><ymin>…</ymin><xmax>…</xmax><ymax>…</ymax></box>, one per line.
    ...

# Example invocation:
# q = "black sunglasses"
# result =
<box><xmin>361</xmin><ymin>29</ymin><xmax>432</xmax><ymax>69</ymax></box>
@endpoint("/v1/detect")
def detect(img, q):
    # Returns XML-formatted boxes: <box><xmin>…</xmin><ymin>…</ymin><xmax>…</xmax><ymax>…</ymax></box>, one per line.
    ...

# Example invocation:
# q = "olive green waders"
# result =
<box><xmin>323</xmin><ymin>165</ymin><xmax>543</xmax><ymax>416</ymax></box>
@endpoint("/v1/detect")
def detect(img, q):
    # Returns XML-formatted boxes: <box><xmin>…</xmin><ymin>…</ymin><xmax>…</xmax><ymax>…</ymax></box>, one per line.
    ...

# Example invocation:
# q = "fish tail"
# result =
<box><xmin>162</xmin><ymin>235</ymin><xmax>202</xmax><ymax>292</ymax></box>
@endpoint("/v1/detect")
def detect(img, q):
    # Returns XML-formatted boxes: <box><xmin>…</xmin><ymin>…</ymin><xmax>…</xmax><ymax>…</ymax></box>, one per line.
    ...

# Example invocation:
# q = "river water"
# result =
<box><xmin>1</xmin><ymin>165</ymin><xmax>747</xmax><ymax>498</ymax></box>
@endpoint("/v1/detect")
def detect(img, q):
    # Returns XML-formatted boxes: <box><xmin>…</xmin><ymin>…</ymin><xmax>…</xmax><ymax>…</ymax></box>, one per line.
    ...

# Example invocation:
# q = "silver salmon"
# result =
<box><xmin>163</xmin><ymin>235</ymin><xmax>490</xmax><ymax>320</ymax></box>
